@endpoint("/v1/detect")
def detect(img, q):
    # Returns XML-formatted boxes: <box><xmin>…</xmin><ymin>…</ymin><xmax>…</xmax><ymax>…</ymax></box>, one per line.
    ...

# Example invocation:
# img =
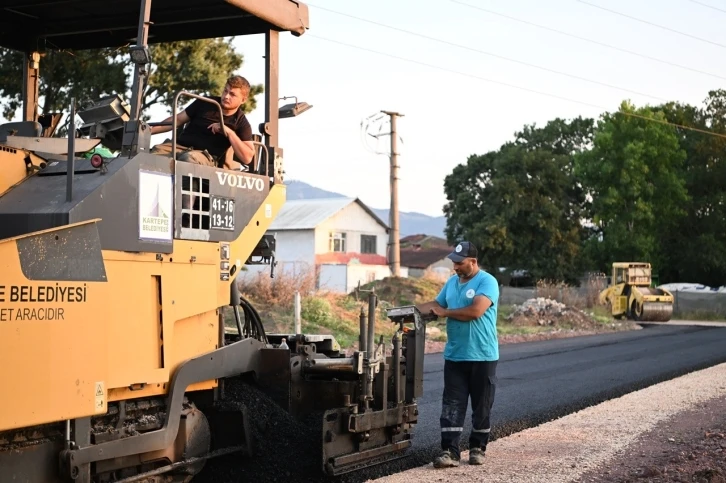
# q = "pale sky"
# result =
<box><xmin>148</xmin><ymin>0</ymin><xmax>726</xmax><ymax>217</ymax></box>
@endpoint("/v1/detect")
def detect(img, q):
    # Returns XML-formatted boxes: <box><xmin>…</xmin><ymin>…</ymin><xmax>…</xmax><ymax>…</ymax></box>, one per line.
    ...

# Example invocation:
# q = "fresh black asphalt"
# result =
<box><xmin>198</xmin><ymin>324</ymin><xmax>726</xmax><ymax>482</ymax></box>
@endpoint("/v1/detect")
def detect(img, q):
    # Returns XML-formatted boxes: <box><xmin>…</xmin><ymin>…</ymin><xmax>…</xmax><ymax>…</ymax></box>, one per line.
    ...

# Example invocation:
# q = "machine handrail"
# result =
<box><xmin>251</xmin><ymin>140</ymin><xmax>270</xmax><ymax>176</ymax></box>
<box><xmin>171</xmin><ymin>91</ymin><xmax>226</xmax><ymax>163</ymax></box>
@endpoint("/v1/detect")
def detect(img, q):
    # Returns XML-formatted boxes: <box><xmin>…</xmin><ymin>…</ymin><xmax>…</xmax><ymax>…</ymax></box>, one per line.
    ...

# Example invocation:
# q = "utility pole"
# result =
<box><xmin>381</xmin><ymin>110</ymin><xmax>403</xmax><ymax>277</ymax></box>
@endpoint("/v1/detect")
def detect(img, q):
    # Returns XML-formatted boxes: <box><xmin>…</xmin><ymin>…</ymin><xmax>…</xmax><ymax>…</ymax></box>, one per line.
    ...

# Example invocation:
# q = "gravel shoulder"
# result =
<box><xmin>367</xmin><ymin>360</ymin><xmax>726</xmax><ymax>483</ymax></box>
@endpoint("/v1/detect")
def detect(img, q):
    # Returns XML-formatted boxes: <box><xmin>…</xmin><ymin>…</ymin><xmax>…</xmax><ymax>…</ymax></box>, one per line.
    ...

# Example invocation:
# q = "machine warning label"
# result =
<box><xmin>0</xmin><ymin>283</ymin><xmax>88</xmax><ymax>321</ymax></box>
<box><xmin>94</xmin><ymin>381</ymin><xmax>105</xmax><ymax>414</ymax></box>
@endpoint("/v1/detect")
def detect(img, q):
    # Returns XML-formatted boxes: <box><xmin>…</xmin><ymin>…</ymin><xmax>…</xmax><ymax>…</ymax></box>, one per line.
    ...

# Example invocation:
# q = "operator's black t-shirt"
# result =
<box><xmin>177</xmin><ymin>95</ymin><xmax>253</xmax><ymax>159</ymax></box>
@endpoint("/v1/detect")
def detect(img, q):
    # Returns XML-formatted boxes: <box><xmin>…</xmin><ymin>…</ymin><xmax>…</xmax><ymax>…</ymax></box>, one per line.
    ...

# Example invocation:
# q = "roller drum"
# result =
<box><xmin>639</xmin><ymin>302</ymin><xmax>673</xmax><ymax>322</ymax></box>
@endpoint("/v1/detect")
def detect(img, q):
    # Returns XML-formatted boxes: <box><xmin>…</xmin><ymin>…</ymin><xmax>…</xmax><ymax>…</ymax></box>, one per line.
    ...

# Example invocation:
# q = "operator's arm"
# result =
<box><xmin>415</xmin><ymin>283</ymin><xmax>449</xmax><ymax>315</ymax></box>
<box><xmin>436</xmin><ymin>296</ymin><xmax>492</xmax><ymax>322</ymax></box>
<box><xmin>222</xmin><ymin>128</ymin><xmax>255</xmax><ymax>167</ymax></box>
<box><xmin>150</xmin><ymin>110</ymin><xmax>190</xmax><ymax>135</ymax></box>
<box><xmin>415</xmin><ymin>300</ymin><xmax>443</xmax><ymax>314</ymax></box>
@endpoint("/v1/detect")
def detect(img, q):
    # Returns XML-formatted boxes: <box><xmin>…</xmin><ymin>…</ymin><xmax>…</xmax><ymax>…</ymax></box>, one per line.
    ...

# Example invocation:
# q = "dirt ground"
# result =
<box><xmin>577</xmin><ymin>394</ymin><xmax>726</xmax><ymax>483</ymax></box>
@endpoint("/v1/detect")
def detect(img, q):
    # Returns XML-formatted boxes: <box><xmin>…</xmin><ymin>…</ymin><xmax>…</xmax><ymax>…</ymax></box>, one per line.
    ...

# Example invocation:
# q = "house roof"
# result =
<box><xmin>400</xmin><ymin>246</ymin><xmax>454</xmax><ymax>269</ymax></box>
<box><xmin>400</xmin><ymin>234</ymin><xmax>451</xmax><ymax>249</ymax></box>
<box><xmin>269</xmin><ymin>197</ymin><xmax>389</xmax><ymax>231</ymax></box>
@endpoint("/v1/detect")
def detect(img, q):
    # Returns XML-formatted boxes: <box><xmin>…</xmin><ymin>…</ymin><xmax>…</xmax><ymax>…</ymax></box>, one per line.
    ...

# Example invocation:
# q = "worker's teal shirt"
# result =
<box><xmin>435</xmin><ymin>270</ymin><xmax>500</xmax><ymax>362</ymax></box>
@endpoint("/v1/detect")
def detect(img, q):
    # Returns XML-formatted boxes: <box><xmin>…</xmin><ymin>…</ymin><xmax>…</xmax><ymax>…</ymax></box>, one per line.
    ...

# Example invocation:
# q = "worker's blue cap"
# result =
<box><xmin>447</xmin><ymin>241</ymin><xmax>478</xmax><ymax>263</ymax></box>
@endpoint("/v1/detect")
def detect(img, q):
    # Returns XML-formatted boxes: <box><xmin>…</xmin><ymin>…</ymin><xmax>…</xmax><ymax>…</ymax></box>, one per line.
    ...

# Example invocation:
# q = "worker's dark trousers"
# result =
<box><xmin>439</xmin><ymin>359</ymin><xmax>497</xmax><ymax>460</ymax></box>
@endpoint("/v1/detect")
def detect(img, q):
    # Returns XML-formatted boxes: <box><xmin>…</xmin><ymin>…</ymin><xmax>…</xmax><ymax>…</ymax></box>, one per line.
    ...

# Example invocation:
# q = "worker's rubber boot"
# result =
<box><xmin>433</xmin><ymin>450</ymin><xmax>459</xmax><ymax>468</ymax></box>
<box><xmin>468</xmin><ymin>448</ymin><xmax>485</xmax><ymax>465</ymax></box>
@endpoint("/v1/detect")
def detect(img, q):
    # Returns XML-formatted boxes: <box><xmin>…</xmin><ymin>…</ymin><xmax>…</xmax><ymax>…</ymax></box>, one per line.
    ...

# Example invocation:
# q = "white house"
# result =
<box><xmin>240</xmin><ymin>197</ymin><xmax>408</xmax><ymax>293</ymax></box>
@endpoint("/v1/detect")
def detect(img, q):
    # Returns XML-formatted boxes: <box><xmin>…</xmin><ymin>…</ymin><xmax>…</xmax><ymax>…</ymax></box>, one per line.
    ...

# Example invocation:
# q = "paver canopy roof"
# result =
<box><xmin>0</xmin><ymin>0</ymin><xmax>309</xmax><ymax>52</ymax></box>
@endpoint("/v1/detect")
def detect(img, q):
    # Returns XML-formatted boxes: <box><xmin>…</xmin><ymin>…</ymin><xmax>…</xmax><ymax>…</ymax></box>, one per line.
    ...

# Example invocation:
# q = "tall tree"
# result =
<box><xmin>655</xmin><ymin>91</ymin><xmax>726</xmax><ymax>285</ymax></box>
<box><xmin>143</xmin><ymin>38</ymin><xmax>263</xmax><ymax>116</ymax></box>
<box><xmin>443</xmin><ymin>118</ymin><xmax>593</xmax><ymax>283</ymax></box>
<box><xmin>575</xmin><ymin>101</ymin><xmax>689</xmax><ymax>279</ymax></box>
<box><xmin>0</xmin><ymin>38</ymin><xmax>262</xmax><ymax>123</ymax></box>
<box><xmin>0</xmin><ymin>47</ymin><xmax>127</xmax><ymax>120</ymax></box>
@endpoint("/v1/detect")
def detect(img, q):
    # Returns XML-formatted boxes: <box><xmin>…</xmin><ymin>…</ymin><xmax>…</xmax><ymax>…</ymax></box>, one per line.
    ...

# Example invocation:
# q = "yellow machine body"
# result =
<box><xmin>0</xmin><ymin>185</ymin><xmax>282</xmax><ymax>432</ymax></box>
<box><xmin>0</xmin><ymin>145</ymin><xmax>49</xmax><ymax>196</ymax></box>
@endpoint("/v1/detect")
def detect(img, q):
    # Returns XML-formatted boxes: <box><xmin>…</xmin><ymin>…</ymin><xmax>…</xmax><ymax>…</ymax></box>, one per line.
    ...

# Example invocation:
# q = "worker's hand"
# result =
<box><xmin>208</xmin><ymin>122</ymin><xmax>230</xmax><ymax>137</ymax></box>
<box><xmin>431</xmin><ymin>306</ymin><xmax>448</xmax><ymax>318</ymax></box>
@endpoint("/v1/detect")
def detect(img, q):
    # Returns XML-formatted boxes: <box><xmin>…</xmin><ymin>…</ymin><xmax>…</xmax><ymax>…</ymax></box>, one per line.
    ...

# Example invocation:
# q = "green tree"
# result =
<box><xmin>0</xmin><ymin>38</ymin><xmax>262</xmax><ymax>123</ymax></box>
<box><xmin>144</xmin><ymin>38</ymin><xmax>263</xmax><ymax>116</ymax></box>
<box><xmin>0</xmin><ymin>47</ymin><xmax>127</xmax><ymax>120</ymax></box>
<box><xmin>443</xmin><ymin>118</ymin><xmax>593</xmax><ymax>283</ymax></box>
<box><xmin>655</xmin><ymin>91</ymin><xmax>726</xmax><ymax>285</ymax></box>
<box><xmin>575</xmin><ymin>101</ymin><xmax>689</xmax><ymax>278</ymax></box>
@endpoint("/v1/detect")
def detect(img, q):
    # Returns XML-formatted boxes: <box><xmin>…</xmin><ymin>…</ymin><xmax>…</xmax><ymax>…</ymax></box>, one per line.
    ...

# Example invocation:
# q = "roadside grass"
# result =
<box><xmin>673</xmin><ymin>310</ymin><xmax>726</xmax><ymax>322</ymax></box>
<box><xmin>226</xmin><ymin>271</ymin><xmax>635</xmax><ymax>349</ymax></box>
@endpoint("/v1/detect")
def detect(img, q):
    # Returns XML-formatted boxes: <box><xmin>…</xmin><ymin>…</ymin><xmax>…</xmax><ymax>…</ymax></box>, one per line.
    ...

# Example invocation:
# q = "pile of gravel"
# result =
<box><xmin>508</xmin><ymin>298</ymin><xmax>567</xmax><ymax>323</ymax></box>
<box><xmin>505</xmin><ymin>297</ymin><xmax>606</xmax><ymax>330</ymax></box>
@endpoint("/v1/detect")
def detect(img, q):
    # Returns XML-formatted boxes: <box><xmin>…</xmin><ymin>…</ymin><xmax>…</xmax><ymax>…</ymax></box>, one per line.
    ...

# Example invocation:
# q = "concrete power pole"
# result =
<box><xmin>381</xmin><ymin>110</ymin><xmax>403</xmax><ymax>277</ymax></box>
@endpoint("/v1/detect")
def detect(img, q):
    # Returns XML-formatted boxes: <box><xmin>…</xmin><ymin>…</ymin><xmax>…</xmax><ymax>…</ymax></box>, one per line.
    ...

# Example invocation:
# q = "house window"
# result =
<box><xmin>329</xmin><ymin>232</ymin><xmax>346</xmax><ymax>252</ymax></box>
<box><xmin>361</xmin><ymin>235</ymin><xmax>377</xmax><ymax>254</ymax></box>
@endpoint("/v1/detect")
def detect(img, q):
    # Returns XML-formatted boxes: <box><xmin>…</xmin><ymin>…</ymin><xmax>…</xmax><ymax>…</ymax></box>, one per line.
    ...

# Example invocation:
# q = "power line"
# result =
<box><xmin>689</xmin><ymin>0</ymin><xmax>726</xmax><ymax>15</ymax></box>
<box><xmin>307</xmin><ymin>3</ymin><xmax>669</xmax><ymax>103</ymax></box>
<box><xmin>308</xmin><ymin>34</ymin><xmax>726</xmax><ymax>140</ymax></box>
<box><xmin>449</xmin><ymin>0</ymin><xmax>726</xmax><ymax>82</ymax></box>
<box><xmin>307</xmin><ymin>34</ymin><xmax>605</xmax><ymax>110</ymax></box>
<box><xmin>577</xmin><ymin>0</ymin><xmax>726</xmax><ymax>49</ymax></box>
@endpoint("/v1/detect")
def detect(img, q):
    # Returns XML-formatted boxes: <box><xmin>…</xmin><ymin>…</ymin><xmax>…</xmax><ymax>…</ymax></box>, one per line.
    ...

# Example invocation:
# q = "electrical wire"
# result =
<box><xmin>576</xmin><ymin>0</ymin><xmax>726</xmax><ymax>49</ymax></box>
<box><xmin>689</xmin><ymin>0</ymin><xmax>726</xmax><ymax>15</ymax></box>
<box><xmin>449</xmin><ymin>0</ymin><xmax>726</xmax><ymax>82</ymax></box>
<box><xmin>309</xmin><ymin>34</ymin><xmax>607</xmax><ymax>110</ymax></box>
<box><xmin>360</xmin><ymin>112</ymin><xmax>390</xmax><ymax>155</ymax></box>
<box><xmin>307</xmin><ymin>3</ymin><xmax>670</xmax><ymax>103</ymax></box>
<box><xmin>308</xmin><ymin>34</ymin><xmax>726</xmax><ymax>140</ymax></box>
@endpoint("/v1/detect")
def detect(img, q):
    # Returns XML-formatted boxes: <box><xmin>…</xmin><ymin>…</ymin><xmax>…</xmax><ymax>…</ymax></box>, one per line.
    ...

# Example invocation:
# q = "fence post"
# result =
<box><xmin>294</xmin><ymin>290</ymin><xmax>301</xmax><ymax>334</ymax></box>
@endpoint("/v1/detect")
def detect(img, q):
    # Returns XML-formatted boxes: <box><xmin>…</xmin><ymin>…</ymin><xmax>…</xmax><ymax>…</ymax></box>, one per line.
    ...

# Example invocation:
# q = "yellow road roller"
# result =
<box><xmin>599</xmin><ymin>262</ymin><xmax>674</xmax><ymax>322</ymax></box>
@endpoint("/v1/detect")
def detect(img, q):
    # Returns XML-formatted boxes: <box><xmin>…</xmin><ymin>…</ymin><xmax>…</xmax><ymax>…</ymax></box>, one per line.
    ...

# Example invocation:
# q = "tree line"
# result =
<box><xmin>0</xmin><ymin>39</ymin><xmax>262</xmax><ymax>123</ymax></box>
<box><xmin>442</xmin><ymin>92</ymin><xmax>726</xmax><ymax>287</ymax></box>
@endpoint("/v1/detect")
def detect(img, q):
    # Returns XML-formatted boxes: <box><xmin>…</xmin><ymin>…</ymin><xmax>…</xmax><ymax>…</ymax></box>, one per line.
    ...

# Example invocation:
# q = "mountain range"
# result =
<box><xmin>284</xmin><ymin>180</ymin><xmax>447</xmax><ymax>238</ymax></box>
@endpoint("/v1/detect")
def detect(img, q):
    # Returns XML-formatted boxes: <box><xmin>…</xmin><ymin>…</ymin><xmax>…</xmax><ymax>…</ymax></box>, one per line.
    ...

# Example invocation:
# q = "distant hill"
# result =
<box><xmin>284</xmin><ymin>180</ymin><xmax>345</xmax><ymax>200</ymax></box>
<box><xmin>284</xmin><ymin>180</ymin><xmax>447</xmax><ymax>238</ymax></box>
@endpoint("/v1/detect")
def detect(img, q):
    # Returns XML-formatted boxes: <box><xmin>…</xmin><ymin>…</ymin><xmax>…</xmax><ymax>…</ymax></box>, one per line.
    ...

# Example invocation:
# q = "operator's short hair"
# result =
<box><xmin>226</xmin><ymin>75</ymin><xmax>250</xmax><ymax>96</ymax></box>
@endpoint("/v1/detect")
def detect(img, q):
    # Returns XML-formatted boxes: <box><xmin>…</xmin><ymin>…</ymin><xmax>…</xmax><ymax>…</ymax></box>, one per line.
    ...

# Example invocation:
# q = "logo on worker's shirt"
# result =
<box><xmin>466</xmin><ymin>289</ymin><xmax>475</xmax><ymax>298</ymax></box>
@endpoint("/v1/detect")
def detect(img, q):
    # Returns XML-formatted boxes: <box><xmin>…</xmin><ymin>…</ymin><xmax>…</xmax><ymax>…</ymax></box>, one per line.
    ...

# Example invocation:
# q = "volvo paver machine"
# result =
<box><xmin>0</xmin><ymin>1</ymin><xmax>429</xmax><ymax>481</ymax></box>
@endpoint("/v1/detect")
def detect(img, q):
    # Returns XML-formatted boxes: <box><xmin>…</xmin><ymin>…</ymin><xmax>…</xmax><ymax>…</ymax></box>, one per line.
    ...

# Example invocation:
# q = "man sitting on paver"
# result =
<box><xmin>149</xmin><ymin>75</ymin><xmax>255</xmax><ymax>171</ymax></box>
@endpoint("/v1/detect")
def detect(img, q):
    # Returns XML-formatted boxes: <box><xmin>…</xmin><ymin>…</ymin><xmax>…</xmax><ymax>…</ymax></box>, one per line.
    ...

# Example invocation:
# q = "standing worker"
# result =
<box><xmin>416</xmin><ymin>241</ymin><xmax>500</xmax><ymax>468</ymax></box>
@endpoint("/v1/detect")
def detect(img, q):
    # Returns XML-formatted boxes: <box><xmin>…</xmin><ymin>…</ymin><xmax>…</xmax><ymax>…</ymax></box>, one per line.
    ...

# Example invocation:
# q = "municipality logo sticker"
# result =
<box><xmin>466</xmin><ymin>289</ymin><xmax>475</xmax><ymax>298</ymax></box>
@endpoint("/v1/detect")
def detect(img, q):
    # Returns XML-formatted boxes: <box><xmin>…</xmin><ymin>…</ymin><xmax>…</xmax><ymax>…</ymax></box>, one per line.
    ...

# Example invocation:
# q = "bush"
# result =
<box><xmin>301</xmin><ymin>297</ymin><xmax>332</xmax><ymax>325</ymax></box>
<box><xmin>236</xmin><ymin>265</ymin><xmax>317</xmax><ymax>309</ymax></box>
<box><xmin>534</xmin><ymin>278</ymin><xmax>606</xmax><ymax>310</ymax></box>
